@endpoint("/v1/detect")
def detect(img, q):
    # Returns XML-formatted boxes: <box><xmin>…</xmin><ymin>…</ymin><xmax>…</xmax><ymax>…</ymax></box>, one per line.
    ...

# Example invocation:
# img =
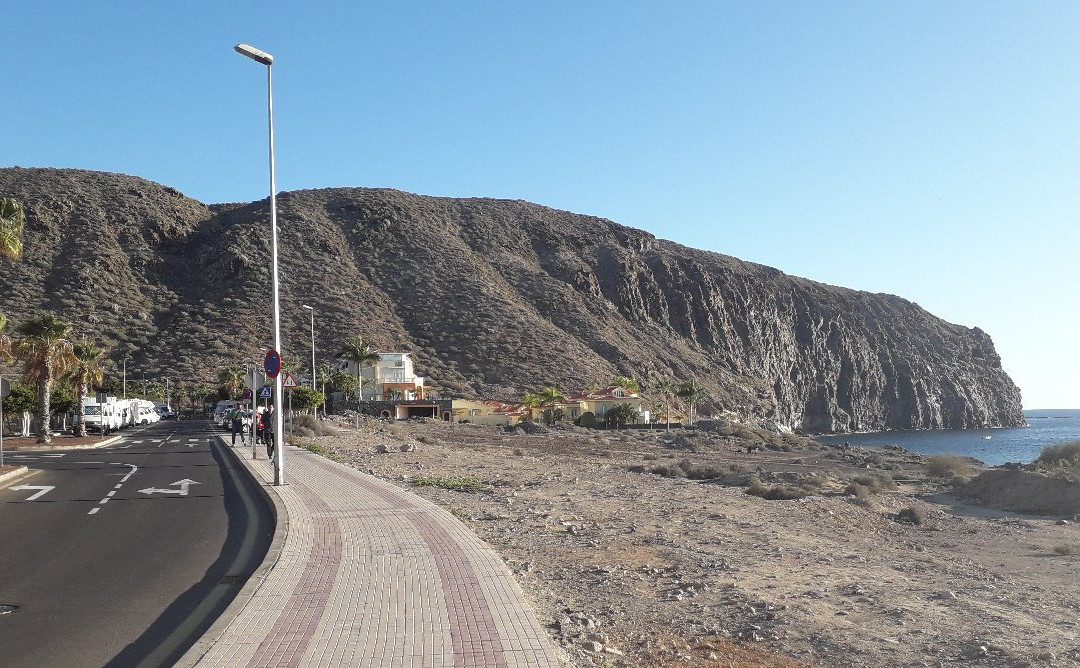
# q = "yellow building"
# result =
<box><xmin>568</xmin><ymin>386</ymin><xmax>646</xmax><ymax>422</ymax></box>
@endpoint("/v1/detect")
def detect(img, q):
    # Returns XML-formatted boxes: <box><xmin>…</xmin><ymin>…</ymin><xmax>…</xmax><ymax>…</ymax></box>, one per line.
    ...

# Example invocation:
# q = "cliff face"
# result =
<box><xmin>0</xmin><ymin>167</ymin><xmax>1025</xmax><ymax>431</ymax></box>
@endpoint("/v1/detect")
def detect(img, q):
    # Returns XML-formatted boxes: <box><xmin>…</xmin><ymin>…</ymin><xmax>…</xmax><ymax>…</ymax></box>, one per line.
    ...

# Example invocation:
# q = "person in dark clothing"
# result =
<box><xmin>264</xmin><ymin>405</ymin><xmax>276</xmax><ymax>459</ymax></box>
<box><xmin>230</xmin><ymin>408</ymin><xmax>245</xmax><ymax>447</ymax></box>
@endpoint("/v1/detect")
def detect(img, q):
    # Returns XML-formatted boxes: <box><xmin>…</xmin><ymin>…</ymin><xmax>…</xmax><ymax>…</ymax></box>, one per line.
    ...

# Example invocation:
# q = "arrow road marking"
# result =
<box><xmin>138</xmin><ymin>479</ymin><xmax>201</xmax><ymax>496</ymax></box>
<box><xmin>9</xmin><ymin>485</ymin><xmax>55</xmax><ymax>501</ymax></box>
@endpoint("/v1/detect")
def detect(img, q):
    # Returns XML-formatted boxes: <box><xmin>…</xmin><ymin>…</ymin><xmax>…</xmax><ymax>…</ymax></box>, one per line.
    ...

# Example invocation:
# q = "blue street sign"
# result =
<box><xmin>242</xmin><ymin>388</ymin><xmax>253</xmax><ymax>400</ymax></box>
<box><xmin>258</xmin><ymin>386</ymin><xmax>272</xmax><ymax>399</ymax></box>
<box><xmin>264</xmin><ymin>348</ymin><xmax>282</xmax><ymax>379</ymax></box>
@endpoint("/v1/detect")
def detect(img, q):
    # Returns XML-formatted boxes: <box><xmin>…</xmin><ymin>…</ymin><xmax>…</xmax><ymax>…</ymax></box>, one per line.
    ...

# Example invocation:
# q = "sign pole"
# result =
<box><xmin>0</xmin><ymin>376</ymin><xmax>8</xmax><ymax>467</ymax></box>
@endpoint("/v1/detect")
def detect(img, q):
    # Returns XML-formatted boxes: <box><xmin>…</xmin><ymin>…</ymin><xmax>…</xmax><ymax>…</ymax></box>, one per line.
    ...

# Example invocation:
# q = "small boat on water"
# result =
<box><xmin>982</xmin><ymin>435</ymin><xmax>992</xmax><ymax>440</ymax></box>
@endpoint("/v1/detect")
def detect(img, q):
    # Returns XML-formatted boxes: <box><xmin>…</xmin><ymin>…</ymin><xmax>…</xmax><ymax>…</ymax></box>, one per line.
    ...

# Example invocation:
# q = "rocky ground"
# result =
<box><xmin>294</xmin><ymin>416</ymin><xmax>1080</xmax><ymax>668</ymax></box>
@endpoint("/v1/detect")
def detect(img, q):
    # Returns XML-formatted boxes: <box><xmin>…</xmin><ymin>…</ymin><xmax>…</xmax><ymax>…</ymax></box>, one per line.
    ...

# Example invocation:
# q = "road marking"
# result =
<box><xmin>138</xmin><ymin>479</ymin><xmax>201</xmax><ymax>496</ymax></box>
<box><xmin>9</xmin><ymin>485</ymin><xmax>56</xmax><ymax>501</ymax></box>
<box><xmin>87</xmin><ymin>464</ymin><xmax>138</xmax><ymax>516</ymax></box>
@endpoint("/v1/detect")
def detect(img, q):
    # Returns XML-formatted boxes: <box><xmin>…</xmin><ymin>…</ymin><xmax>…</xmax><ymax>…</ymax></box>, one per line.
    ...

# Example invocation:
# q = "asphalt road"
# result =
<box><xmin>0</xmin><ymin>419</ymin><xmax>273</xmax><ymax>667</ymax></box>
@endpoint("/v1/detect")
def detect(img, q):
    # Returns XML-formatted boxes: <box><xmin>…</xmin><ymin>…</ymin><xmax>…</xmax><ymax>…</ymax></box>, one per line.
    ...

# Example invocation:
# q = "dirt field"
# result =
<box><xmin>295</xmin><ymin>417</ymin><xmax>1080</xmax><ymax>668</ymax></box>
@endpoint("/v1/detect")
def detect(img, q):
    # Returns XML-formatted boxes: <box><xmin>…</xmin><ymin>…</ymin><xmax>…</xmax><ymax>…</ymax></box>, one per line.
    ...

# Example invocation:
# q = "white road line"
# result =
<box><xmin>88</xmin><ymin>463</ymin><xmax>138</xmax><ymax>516</ymax></box>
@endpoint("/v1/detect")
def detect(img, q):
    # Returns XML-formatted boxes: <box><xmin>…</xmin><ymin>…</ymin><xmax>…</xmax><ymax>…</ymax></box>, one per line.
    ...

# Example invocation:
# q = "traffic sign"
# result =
<box><xmin>242</xmin><ymin>388</ymin><xmax>253</xmax><ymax>400</ymax></box>
<box><xmin>258</xmin><ymin>386</ymin><xmax>272</xmax><ymax>399</ymax></box>
<box><xmin>246</xmin><ymin>368</ymin><xmax>267</xmax><ymax>389</ymax></box>
<box><xmin>264</xmin><ymin>348</ymin><xmax>282</xmax><ymax>379</ymax></box>
<box><xmin>282</xmin><ymin>373</ymin><xmax>297</xmax><ymax>388</ymax></box>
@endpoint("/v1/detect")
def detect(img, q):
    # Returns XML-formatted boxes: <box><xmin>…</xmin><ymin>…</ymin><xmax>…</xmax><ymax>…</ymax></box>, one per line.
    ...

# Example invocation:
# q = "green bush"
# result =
<box><xmin>414</xmin><ymin>476</ymin><xmax>488</xmax><ymax>492</ymax></box>
<box><xmin>1035</xmin><ymin>441</ymin><xmax>1080</xmax><ymax>471</ymax></box>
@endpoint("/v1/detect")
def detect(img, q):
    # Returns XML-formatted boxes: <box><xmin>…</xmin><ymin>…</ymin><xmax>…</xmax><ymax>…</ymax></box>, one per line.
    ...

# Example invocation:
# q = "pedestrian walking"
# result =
<box><xmin>264</xmin><ymin>404</ymin><xmax>276</xmax><ymax>459</ymax></box>
<box><xmin>230</xmin><ymin>408</ymin><xmax>246</xmax><ymax>447</ymax></box>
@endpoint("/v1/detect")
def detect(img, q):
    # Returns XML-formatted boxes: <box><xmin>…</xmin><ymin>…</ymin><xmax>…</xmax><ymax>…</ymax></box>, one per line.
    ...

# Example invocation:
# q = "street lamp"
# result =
<box><xmin>301</xmin><ymin>304</ymin><xmax>317</xmax><ymax>419</ymax></box>
<box><xmin>235</xmin><ymin>42</ymin><xmax>284</xmax><ymax>486</ymax></box>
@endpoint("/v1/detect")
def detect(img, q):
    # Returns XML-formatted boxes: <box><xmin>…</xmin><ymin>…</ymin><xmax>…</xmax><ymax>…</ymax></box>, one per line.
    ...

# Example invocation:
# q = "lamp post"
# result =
<box><xmin>236</xmin><ymin>42</ymin><xmax>284</xmax><ymax>486</ymax></box>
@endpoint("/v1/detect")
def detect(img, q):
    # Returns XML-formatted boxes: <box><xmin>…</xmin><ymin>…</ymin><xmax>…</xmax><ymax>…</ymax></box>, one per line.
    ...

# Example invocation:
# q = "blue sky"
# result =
<box><xmin>4</xmin><ymin>2</ymin><xmax>1078</xmax><ymax>408</ymax></box>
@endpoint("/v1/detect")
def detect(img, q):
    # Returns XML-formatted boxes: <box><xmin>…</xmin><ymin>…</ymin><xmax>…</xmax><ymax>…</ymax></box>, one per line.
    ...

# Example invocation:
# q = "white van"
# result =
<box><xmin>81</xmin><ymin>396</ymin><xmax>118</xmax><ymax>434</ymax></box>
<box><xmin>132</xmin><ymin>399</ymin><xmax>160</xmax><ymax>425</ymax></box>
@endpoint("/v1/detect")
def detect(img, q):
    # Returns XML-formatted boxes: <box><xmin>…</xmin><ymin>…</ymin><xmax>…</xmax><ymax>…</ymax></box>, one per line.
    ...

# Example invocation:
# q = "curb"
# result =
<box><xmin>0</xmin><ymin>435</ymin><xmax>123</xmax><ymax>450</ymax></box>
<box><xmin>174</xmin><ymin>436</ymin><xmax>289</xmax><ymax>668</ymax></box>
<box><xmin>0</xmin><ymin>466</ymin><xmax>29</xmax><ymax>485</ymax></box>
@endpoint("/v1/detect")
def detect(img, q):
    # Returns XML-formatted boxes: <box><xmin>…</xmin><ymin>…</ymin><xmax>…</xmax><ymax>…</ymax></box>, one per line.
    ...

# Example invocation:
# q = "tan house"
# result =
<box><xmin>568</xmin><ymin>386</ymin><xmax>647</xmax><ymax>422</ymax></box>
<box><xmin>451</xmin><ymin>399</ymin><xmax>529</xmax><ymax>426</ymax></box>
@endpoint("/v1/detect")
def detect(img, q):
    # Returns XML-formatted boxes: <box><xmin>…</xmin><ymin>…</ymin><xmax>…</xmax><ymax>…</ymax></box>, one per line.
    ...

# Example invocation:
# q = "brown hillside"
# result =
<box><xmin>0</xmin><ymin>167</ymin><xmax>1024</xmax><ymax>432</ymax></box>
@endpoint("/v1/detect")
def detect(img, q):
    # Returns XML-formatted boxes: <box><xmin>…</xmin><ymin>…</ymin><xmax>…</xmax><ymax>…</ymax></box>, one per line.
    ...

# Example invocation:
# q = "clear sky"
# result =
<box><xmin>4</xmin><ymin>2</ymin><xmax>1077</xmax><ymax>408</ymax></box>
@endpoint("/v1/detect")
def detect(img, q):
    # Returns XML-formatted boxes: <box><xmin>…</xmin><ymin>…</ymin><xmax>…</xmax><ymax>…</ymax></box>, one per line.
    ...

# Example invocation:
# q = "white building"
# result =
<box><xmin>335</xmin><ymin>352</ymin><xmax>426</xmax><ymax>400</ymax></box>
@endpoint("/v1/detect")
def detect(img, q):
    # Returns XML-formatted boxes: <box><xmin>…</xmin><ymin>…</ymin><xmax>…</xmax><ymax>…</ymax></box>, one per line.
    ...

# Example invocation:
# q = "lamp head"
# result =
<box><xmin>235</xmin><ymin>43</ymin><xmax>274</xmax><ymax>66</ymax></box>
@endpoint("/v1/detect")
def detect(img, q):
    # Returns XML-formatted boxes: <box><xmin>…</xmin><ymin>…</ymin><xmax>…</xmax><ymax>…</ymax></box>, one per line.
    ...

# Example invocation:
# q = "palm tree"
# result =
<box><xmin>534</xmin><ymin>387</ymin><xmax>565</xmax><ymax>426</ymax></box>
<box><xmin>0</xmin><ymin>197</ymin><xmax>25</xmax><ymax>261</ymax></box>
<box><xmin>610</xmin><ymin>375</ymin><xmax>640</xmax><ymax>392</ymax></box>
<box><xmin>15</xmin><ymin>313</ymin><xmax>76</xmax><ymax>443</ymax></box>
<box><xmin>186</xmin><ymin>383</ymin><xmax>212</xmax><ymax>418</ymax></box>
<box><xmin>70</xmin><ymin>340</ymin><xmax>106</xmax><ymax>437</ymax></box>
<box><xmin>0</xmin><ymin>312</ymin><xmax>12</xmax><ymax>362</ymax></box>
<box><xmin>338</xmin><ymin>336</ymin><xmax>379</xmax><ymax>404</ymax></box>
<box><xmin>519</xmin><ymin>392</ymin><xmax>542</xmax><ymax>423</ymax></box>
<box><xmin>656</xmin><ymin>380</ymin><xmax>679</xmax><ymax>431</ymax></box>
<box><xmin>218</xmin><ymin>366</ymin><xmax>245</xmax><ymax>399</ymax></box>
<box><xmin>677</xmin><ymin>379</ymin><xmax>704</xmax><ymax>427</ymax></box>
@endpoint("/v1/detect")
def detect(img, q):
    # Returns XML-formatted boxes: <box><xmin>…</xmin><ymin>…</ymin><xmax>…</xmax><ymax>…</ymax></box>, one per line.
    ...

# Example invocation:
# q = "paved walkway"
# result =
<box><xmin>181</xmin><ymin>440</ymin><xmax>567</xmax><ymax>668</ymax></box>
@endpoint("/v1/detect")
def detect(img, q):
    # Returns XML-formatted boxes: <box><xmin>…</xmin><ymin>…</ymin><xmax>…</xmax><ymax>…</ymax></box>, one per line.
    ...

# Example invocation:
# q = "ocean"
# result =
<box><xmin>816</xmin><ymin>409</ymin><xmax>1080</xmax><ymax>466</ymax></box>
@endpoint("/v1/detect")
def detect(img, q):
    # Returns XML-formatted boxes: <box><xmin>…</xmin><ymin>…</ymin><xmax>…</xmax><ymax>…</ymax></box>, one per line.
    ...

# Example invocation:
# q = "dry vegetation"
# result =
<box><xmin>302</xmin><ymin>416</ymin><xmax>1080</xmax><ymax>668</ymax></box>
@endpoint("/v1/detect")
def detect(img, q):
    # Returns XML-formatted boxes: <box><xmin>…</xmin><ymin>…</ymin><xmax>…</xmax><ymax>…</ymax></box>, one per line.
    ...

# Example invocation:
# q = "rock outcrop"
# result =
<box><xmin>0</xmin><ymin>167</ymin><xmax>1025</xmax><ymax>432</ymax></box>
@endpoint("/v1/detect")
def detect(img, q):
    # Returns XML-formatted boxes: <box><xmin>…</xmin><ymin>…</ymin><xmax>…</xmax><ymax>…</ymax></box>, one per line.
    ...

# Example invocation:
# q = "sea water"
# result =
<box><xmin>816</xmin><ymin>409</ymin><xmax>1080</xmax><ymax>466</ymax></box>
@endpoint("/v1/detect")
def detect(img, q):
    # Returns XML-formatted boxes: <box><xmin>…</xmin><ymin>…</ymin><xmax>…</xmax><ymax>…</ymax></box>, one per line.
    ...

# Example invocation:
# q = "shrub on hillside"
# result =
<box><xmin>745</xmin><ymin>475</ymin><xmax>811</xmax><ymax>500</ymax></box>
<box><xmin>291</xmin><ymin>413</ymin><xmax>339</xmax><ymax>438</ymax></box>
<box><xmin>896</xmin><ymin>506</ymin><xmax>928</xmax><ymax>526</ymax></box>
<box><xmin>1035</xmin><ymin>440</ymin><xmax>1080</xmax><ymax>471</ymax></box>
<box><xmin>845</xmin><ymin>472</ymin><xmax>898</xmax><ymax>495</ymax></box>
<box><xmin>926</xmin><ymin>454</ymin><xmax>974</xmax><ymax>479</ymax></box>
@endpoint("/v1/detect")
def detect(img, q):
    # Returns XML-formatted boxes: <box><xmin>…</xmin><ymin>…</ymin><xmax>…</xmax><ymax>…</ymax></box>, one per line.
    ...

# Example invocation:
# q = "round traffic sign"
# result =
<box><xmin>242</xmin><ymin>388</ymin><xmax>253</xmax><ymax>400</ymax></box>
<box><xmin>264</xmin><ymin>348</ymin><xmax>282</xmax><ymax>379</ymax></box>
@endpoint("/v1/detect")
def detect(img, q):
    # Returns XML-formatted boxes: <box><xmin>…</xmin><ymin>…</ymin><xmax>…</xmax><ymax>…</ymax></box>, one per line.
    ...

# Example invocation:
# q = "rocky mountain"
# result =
<box><xmin>0</xmin><ymin>167</ymin><xmax>1024</xmax><ymax>432</ymax></box>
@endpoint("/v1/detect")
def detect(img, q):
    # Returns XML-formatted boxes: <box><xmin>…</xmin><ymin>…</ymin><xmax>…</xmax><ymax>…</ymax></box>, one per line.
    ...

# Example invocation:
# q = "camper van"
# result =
<box><xmin>81</xmin><ymin>396</ymin><xmax>118</xmax><ymax>434</ymax></box>
<box><xmin>132</xmin><ymin>399</ymin><xmax>160</xmax><ymax>425</ymax></box>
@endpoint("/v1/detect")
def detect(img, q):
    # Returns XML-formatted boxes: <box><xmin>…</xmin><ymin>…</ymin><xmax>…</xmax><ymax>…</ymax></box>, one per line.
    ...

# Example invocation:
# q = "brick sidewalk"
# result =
<box><xmin>181</xmin><ymin>441</ymin><xmax>567</xmax><ymax>668</ymax></box>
